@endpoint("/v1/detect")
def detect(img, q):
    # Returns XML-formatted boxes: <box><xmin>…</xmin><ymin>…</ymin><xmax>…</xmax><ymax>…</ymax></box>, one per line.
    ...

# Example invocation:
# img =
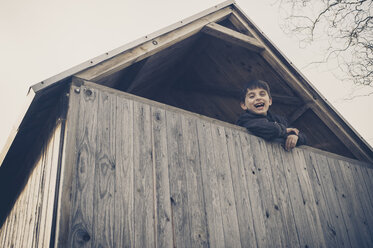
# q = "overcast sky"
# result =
<box><xmin>1</xmin><ymin>0</ymin><xmax>372</xmax><ymax>153</ymax></box>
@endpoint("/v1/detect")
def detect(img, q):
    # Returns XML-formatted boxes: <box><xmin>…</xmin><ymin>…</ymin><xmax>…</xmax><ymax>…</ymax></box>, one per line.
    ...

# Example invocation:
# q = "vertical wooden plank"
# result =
<box><xmin>246</xmin><ymin>135</ymin><xmax>286</xmax><ymax>247</ymax></box>
<box><xmin>114</xmin><ymin>96</ymin><xmax>134</xmax><ymax>247</ymax></box>
<box><xmin>37</xmin><ymin>131</ymin><xmax>56</xmax><ymax>248</ymax></box>
<box><xmin>300</xmin><ymin>151</ymin><xmax>346</xmax><ymax>247</ymax></box>
<box><xmin>68</xmin><ymin>85</ymin><xmax>98</xmax><ymax>247</ymax></box>
<box><xmin>358</xmin><ymin>165</ymin><xmax>373</xmax><ymax>213</ymax></box>
<box><xmin>225</xmin><ymin>128</ymin><xmax>257</xmax><ymax>247</ymax></box>
<box><xmin>266</xmin><ymin>143</ymin><xmax>300</xmax><ymax>248</ymax></box>
<box><xmin>29</xmin><ymin>155</ymin><xmax>45</xmax><ymax>247</ymax></box>
<box><xmin>308</xmin><ymin>152</ymin><xmax>351</xmax><ymax>247</ymax></box>
<box><xmin>21</xmin><ymin>157</ymin><xmax>39</xmax><ymax>247</ymax></box>
<box><xmin>210</xmin><ymin>125</ymin><xmax>241</xmax><ymax>247</ymax></box>
<box><xmin>165</xmin><ymin>110</ymin><xmax>192</xmax><ymax>248</ymax></box>
<box><xmin>327</xmin><ymin>156</ymin><xmax>367</xmax><ymax>247</ymax></box>
<box><xmin>197</xmin><ymin>120</ymin><xmax>224</xmax><ymax>247</ymax></box>
<box><xmin>92</xmin><ymin>90</ymin><xmax>116</xmax><ymax>247</ymax></box>
<box><xmin>44</xmin><ymin>124</ymin><xmax>62</xmax><ymax>247</ymax></box>
<box><xmin>238</xmin><ymin>132</ymin><xmax>268</xmax><ymax>247</ymax></box>
<box><xmin>347</xmin><ymin>162</ymin><xmax>373</xmax><ymax>238</ymax></box>
<box><xmin>12</xmin><ymin>159</ymin><xmax>30</xmax><ymax>248</ymax></box>
<box><xmin>133</xmin><ymin>101</ymin><xmax>154</xmax><ymax>248</ymax></box>
<box><xmin>54</xmin><ymin>85</ymin><xmax>80</xmax><ymax>247</ymax></box>
<box><xmin>181</xmin><ymin>115</ymin><xmax>209</xmax><ymax>247</ymax></box>
<box><xmin>151</xmin><ymin>106</ymin><xmax>173</xmax><ymax>248</ymax></box>
<box><xmin>338</xmin><ymin>160</ymin><xmax>373</xmax><ymax>245</ymax></box>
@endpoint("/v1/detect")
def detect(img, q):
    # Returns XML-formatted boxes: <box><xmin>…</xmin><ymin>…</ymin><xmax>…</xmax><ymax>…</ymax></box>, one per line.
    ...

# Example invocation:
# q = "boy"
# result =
<box><xmin>236</xmin><ymin>80</ymin><xmax>307</xmax><ymax>151</ymax></box>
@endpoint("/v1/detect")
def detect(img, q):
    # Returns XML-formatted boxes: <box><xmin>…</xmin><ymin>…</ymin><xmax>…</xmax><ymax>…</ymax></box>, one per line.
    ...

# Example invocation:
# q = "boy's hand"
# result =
<box><xmin>285</xmin><ymin>134</ymin><xmax>298</xmax><ymax>151</ymax></box>
<box><xmin>286</xmin><ymin>128</ymin><xmax>299</xmax><ymax>135</ymax></box>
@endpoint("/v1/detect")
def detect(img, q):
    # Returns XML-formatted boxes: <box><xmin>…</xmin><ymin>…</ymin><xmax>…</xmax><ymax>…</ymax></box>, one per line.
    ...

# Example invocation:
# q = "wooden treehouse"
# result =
<box><xmin>1</xmin><ymin>1</ymin><xmax>373</xmax><ymax>247</ymax></box>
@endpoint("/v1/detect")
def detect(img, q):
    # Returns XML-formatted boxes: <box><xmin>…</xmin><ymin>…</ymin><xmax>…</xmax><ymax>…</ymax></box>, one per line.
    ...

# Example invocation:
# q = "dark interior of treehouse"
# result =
<box><xmin>93</xmin><ymin>18</ymin><xmax>356</xmax><ymax>160</ymax></box>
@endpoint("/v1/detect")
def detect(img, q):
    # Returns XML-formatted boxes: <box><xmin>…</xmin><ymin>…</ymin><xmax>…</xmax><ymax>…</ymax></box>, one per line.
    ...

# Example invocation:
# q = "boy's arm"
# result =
<box><xmin>237</xmin><ymin>116</ymin><xmax>288</xmax><ymax>141</ymax></box>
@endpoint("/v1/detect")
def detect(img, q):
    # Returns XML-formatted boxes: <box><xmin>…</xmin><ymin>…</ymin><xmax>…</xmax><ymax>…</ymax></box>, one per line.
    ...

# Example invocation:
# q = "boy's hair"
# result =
<box><xmin>239</xmin><ymin>80</ymin><xmax>272</xmax><ymax>102</ymax></box>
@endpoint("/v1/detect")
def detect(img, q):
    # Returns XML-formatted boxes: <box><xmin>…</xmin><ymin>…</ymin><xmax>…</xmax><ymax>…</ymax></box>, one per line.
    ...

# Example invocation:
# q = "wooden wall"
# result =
<box><xmin>0</xmin><ymin>124</ymin><xmax>62</xmax><ymax>247</ymax></box>
<box><xmin>2</xmin><ymin>81</ymin><xmax>372</xmax><ymax>247</ymax></box>
<box><xmin>53</xmin><ymin>81</ymin><xmax>373</xmax><ymax>247</ymax></box>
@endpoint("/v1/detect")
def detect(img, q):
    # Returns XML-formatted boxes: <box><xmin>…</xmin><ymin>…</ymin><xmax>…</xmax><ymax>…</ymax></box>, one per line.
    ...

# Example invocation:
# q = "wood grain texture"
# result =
<box><xmin>166</xmin><ymin>110</ymin><xmax>192</xmax><ymax>247</ymax></box>
<box><xmin>114</xmin><ymin>96</ymin><xmax>135</xmax><ymax>247</ymax></box>
<box><xmin>305</xmin><ymin>151</ymin><xmax>350</xmax><ymax>247</ymax></box>
<box><xmin>337</xmin><ymin>159</ymin><xmax>373</xmax><ymax>246</ymax></box>
<box><xmin>133</xmin><ymin>101</ymin><xmax>155</xmax><ymax>247</ymax></box>
<box><xmin>151</xmin><ymin>106</ymin><xmax>173</xmax><ymax>248</ymax></box>
<box><xmin>181</xmin><ymin>115</ymin><xmax>209</xmax><ymax>247</ymax></box>
<box><xmin>197</xmin><ymin>120</ymin><xmax>225</xmax><ymax>247</ymax></box>
<box><xmin>93</xmin><ymin>90</ymin><xmax>117</xmax><ymax>247</ymax></box>
<box><xmin>327</xmin><ymin>156</ymin><xmax>368</xmax><ymax>247</ymax></box>
<box><xmin>248</xmin><ymin>136</ymin><xmax>286</xmax><ymax>247</ymax></box>
<box><xmin>210</xmin><ymin>124</ymin><xmax>241</xmax><ymax>247</ymax></box>
<box><xmin>225</xmin><ymin>128</ymin><xmax>257</xmax><ymax>247</ymax></box>
<box><xmin>68</xmin><ymin>86</ymin><xmax>99</xmax><ymax>247</ymax></box>
<box><xmin>238</xmin><ymin>132</ymin><xmax>268</xmax><ymax>247</ymax></box>
<box><xmin>266</xmin><ymin>143</ymin><xmax>300</xmax><ymax>248</ymax></box>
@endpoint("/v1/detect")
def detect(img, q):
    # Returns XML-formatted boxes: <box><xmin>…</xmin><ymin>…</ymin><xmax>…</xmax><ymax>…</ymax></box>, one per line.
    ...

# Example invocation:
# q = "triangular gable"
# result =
<box><xmin>1</xmin><ymin>0</ymin><xmax>372</xmax><ymax>166</ymax></box>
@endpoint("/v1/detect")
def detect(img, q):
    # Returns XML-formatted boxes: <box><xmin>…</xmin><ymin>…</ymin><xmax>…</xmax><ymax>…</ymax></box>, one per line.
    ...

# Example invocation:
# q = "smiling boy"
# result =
<box><xmin>236</xmin><ymin>80</ymin><xmax>306</xmax><ymax>151</ymax></box>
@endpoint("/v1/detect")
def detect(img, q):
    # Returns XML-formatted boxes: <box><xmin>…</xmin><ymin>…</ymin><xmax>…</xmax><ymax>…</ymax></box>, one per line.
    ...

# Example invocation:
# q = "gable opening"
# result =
<box><xmin>88</xmin><ymin>30</ymin><xmax>362</xmax><ymax>161</ymax></box>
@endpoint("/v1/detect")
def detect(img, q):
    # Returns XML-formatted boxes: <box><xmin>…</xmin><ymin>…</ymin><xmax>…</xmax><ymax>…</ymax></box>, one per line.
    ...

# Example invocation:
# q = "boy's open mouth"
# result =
<box><xmin>254</xmin><ymin>103</ymin><xmax>265</xmax><ymax>109</ymax></box>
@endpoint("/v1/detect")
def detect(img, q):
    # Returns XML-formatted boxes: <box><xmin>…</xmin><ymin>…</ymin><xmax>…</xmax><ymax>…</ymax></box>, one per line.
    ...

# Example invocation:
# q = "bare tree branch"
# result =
<box><xmin>276</xmin><ymin>0</ymin><xmax>373</xmax><ymax>87</ymax></box>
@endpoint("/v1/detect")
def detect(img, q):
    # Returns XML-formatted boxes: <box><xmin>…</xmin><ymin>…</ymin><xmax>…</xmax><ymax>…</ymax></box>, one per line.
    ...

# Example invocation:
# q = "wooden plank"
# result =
<box><xmin>327</xmin><ymin>156</ymin><xmax>368</xmax><ymax>247</ymax></box>
<box><xmin>67</xmin><ymin>85</ymin><xmax>99</xmax><ymax>247</ymax></box>
<box><xmin>20</xmin><ymin>158</ymin><xmax>39</xmax><ymax>247</ymax></box>
<box><xmin>304</xmin><ymin>151</ymin><xmax>350</xmax><ymax>247</ymax></box>
<box><xmin>181</xmin><ymin>115</ymin><xmax>209</xmax><ymax>247</ymax></box>
<box><xmin>37</xmin><ymin>133</ymin><xmax>55</xmax><ymax>248</ymax></box>
<box><xmin>210</xmin><ymin>125</ymin><xmax>241</xmax><ymax>247</ymax></box>
<box><xmin>225</xmin><ymin>128</ymin><xmax>257</xmax><ymax>247</ymax></box>
<box><xmin>165</xmin><ymin>110</ymin><xmax>192</xmax><ymax>247</ymax></box>
<box><xmin>92</xmin><ymin>90</ymin><xmax>116</xmax><ymax>247</ymax></box>
<box><xmin>75</xmin><ymin>7</ymin><xmax>232</xmax><ymax>81</ymax></box>
<box><xmin>150</xmin><ymin>106</ymin><xmax>173</xmax><ymax>248</ymax></box>
<box><xmin>196</xmin><ymin>120</ymin><xmax>225</xmax><ymax>247</ymax></box>
<box><xmin>337</xmin><ymin>160</ymin><xmax>373</xmax><ymax>245</ymax></box>
<box><xmin>44</xmin><ymin>124</ymin><xmax>62</xmax><ymax>247</ymax></box>
<box><xmin>133</xmin><ymin>101</ymin><xmax>155</xmax><ymax>247</ymax></box>
<box><xmin>114</xmin><ymin>96</ymin><xmax>135</xmax><ymax>247</ymax></box>
<box><xmin>228</xmin><ymin>12</ymin><xmax>252</xmax><ymax>36</ymax></box>
<box><xmin>54</xmin><ymin>84</ymin><xmax>81</xmax><ymax>247</ymax></box>
<box><xmin>247</xmin><ymin>135</ymin><xmax>288</xmax><ymax>247</ymax></box>
<box><xmin>202</xmin><ymin>22</ymin><xmax>264</xmax><ymax>53</ymax></box>
<box><xmin>359</xmin><ymin>166</ymin><xmax>373</xmax><ymax>209</ymax></box>
<box><xmin>266</xmin><ymin>143</ymin><xmax>300</xmax><ymax>247</ymax></box>
<box><xmin>346</xmin><ymin>162</ymin><xmax>373</xmax><ymax>241</ymax></box>
<box><xmin>29</xmin><ymin>154</ymin><xmax>45</xmax><ymax>247</ymax></box>
<box><xmin>238</xmin><ymin>132</ymin><xmax>268</xmax><ymax>247</ymax></box>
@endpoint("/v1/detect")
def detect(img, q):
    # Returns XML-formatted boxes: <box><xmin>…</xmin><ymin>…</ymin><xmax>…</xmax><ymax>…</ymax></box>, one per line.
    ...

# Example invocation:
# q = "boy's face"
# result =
<box><xmin>240</xmin><ymin>88</ymin><xmax>272</xmax><ymax>116</ymax></box>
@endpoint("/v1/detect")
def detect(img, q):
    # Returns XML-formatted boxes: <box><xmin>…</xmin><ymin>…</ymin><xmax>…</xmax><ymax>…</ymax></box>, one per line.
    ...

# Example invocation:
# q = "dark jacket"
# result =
<box><xmin>236</xmin><ymin>110</ymin><xmax>307</xmax><ymax>146</ymax></box>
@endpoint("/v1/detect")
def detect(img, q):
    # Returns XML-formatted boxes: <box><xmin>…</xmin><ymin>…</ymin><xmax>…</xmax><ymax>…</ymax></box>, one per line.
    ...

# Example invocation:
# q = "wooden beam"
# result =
<box><xmin>228</xmin><ymin>13</ymin><xmax>252</xmax><ymax>36</ymax></box>
<box><xmin>202</xmin><ymin>22</ymin><xmax>264</xmax><ymax>53</ymax></box>
<box><xmin>230</xmin><ymin>9</ymin><xmax>373</xmax><ymax>163</ymax></box>
<box><xmin>288</xmin><ymin>104</ymin><xmax>310</xmax><ymax>125</ymax></box>
<box><xmin>75</xmin><ymin>7</ymin><xmax>232</xmax><ymax>82</ymax></box>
